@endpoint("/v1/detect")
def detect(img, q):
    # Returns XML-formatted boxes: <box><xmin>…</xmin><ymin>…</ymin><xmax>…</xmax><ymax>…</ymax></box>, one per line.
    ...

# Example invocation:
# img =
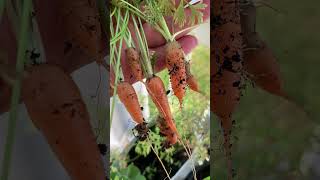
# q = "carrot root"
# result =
<box><xmin>165</xmin><ymin>41</ymin><xmax>187</xmax><ymax>108</ymax></box>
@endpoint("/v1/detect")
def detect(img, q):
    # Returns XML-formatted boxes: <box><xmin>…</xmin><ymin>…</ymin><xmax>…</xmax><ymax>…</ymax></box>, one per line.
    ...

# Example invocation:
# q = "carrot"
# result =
<box><xmin>116</xmin><ymin>80</ymin><xmax>149</xmax><ymax>140</ymax></box>
<box><xmin>212</xmin><ymin>0</ymin><xmax>243</xmax><ymax>179</ymax></box>
<box><xmin>58</xmin><ymin>0</ymin><xmax>102</xmax><ymax>59</ymax></box>
<box><xmin>157</xmin><ymin>115</ymin><xmax>178</xmax><ymax>147</ymax></box>
<box><xmin>243</xmin><ymin>33</ymin><xmax>288</xmax><ymax>98</ymax></box>
<box><xmin>240</xmin><ymin>3</ymin><xmax>288</xmax><ymax>99</ymax></box>
<box><xmin>126</xmin><ymin>47</ymin><xmax>143</xmax><ymax>81</ymax></box>
<box><xmin>32</xmin><ymin>0</ymin><xmax>107</xmax><ymax>74</ymax></box>
<box><xmin>146</xmin><ymin>75</ymin><xmax>179</xmax><ymax>143</ymax></box>
<box><xmin>21</xmin><ymin>64</ymin><xmax>105</xmax><ymax>180</ymax></box>
<box><xmin>117</xmin><ymin>81</ymin><xmax>144</xmax><ymax>124</ymax></box>
<box><xmin>185</xmin><ymin>61</ymin><xmax>201</xmax><ymax>93</ymax></box>
<box><xmin>165</xmin><ymin>41</ymin><xmax>187</xmax><ymax>108</ymax></box>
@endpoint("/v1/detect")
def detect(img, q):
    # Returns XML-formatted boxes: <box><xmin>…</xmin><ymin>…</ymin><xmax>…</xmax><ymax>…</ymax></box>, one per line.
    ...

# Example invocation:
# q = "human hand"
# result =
<box><xmin>111</xmin><ymin>0</ymin><xmax>210</xmax><ymax>85</ymax></box>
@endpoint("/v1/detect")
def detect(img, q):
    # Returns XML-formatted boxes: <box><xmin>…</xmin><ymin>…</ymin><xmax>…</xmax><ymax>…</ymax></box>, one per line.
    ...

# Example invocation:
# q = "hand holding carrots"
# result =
<box><xmin>111</xmin><ymin>0</ymin><xmax>210</xmax><ymax>85</ymax></box>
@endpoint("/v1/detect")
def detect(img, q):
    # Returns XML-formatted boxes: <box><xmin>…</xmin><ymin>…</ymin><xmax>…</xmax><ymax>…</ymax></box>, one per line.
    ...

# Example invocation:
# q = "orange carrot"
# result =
<box><xmin>212</xmin><ymin>0</ymin><xmax>243</xmax><ymax>179</ymax></box>
<box><xmin>165</xmin><ymin>41</ymin><xmax>187</xmax><ymax>107</ymax></box>
<box><xmin>243</xmin><ymin>34</ymin><xmax>288</xmax><ymax>98</ymax></box>
<box><xmin>117</xmin><ymin>81</ymin><xmax>144</xmax><ymax>124</ymax></box>
<box><xmin>58</xmin><ymin>0</ymin><xmax>101</xmax><ymax>59</ymax></box>
<box><xmin>22</xmin><ymin>64</ymin><xmax>105</xmax><ymax>180</ymax></box>
<box><xmin>240</xmin><ymin>3</ymin><xmax>287</xmax><ymax>99</ymax></box>
<box><xmin>116</xmin><ymin>81</ymin><xmax>149</xmax><ymax>140</ymax></box>
<box><xmin>146</xmin><ymin>75</ymin><xmax>179</xmax><ymax>143</ymax></box>
<box><xmin>185</xmin><ymin>61</ymin><xmax>200</xmax><ymax>93</ymax></box>
<box><xmin>126</xmin><ymin>47</ymin><xmax>143</xmax><ymax>81</ymax></box>
<box><xmin>157</xmin><ymin>115</ymin><xmax>178</xmax><ymax>147</ymax></box>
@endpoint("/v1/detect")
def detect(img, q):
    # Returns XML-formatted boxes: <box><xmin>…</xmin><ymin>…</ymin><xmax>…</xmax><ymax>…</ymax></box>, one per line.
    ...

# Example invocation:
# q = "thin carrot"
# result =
<box><xmin>185</xmin><ymin>61</ymin><xmax>201</xmax><ymax>94</ymax></box>
<box><xmin>58</xmin><ymin>0</ymin><xmax>102</xmax><ymax>59</ymax></box>
<box><xmin>117</xmin><ymin>81</ymin><xmax>144</xmax><ymax>124</ymax></box>
<box><xmin>212</xmin><ymin>0</ymin><xmax>243</xmax><ymax>179</ymax></box>
<box><xmin>126</xmin><ymin>47</ymin><xmax>144</xmax><ymax>81</ymax></box>
<box><xmin>240</xmin><ymin>2</ymin><xmax>288</xmax><ymax>99</ymax></box>
<box><xmin>146</xmin><ymin>75</ymin><xmax>179</xmax><ymax>142</ymax></box>
<box><xmin>165</xmin><ymin>41</ymin><xmax>187</xmax><ymax>108</ymax></box>
<box><xmin>22</xmin><ymin>64</ymin><xmax>105</xmax><ymax>180</ymax></box>
<box><xmin>243</xmin><ymin>33</ymin><xmax>288</xmax><ymax>98</ymax></box>
<box><xmin>157</xmin><ymin>115</ymin><xmax>178</xmax><ymax>147</ymax></box>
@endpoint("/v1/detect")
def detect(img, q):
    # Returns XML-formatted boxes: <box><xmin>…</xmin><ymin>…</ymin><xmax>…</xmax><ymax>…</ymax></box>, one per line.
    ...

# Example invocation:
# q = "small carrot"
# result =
<box><xmin>117</xmin><ymin>81</ymin><xmax>144</xmax><ymax>124</ymax></box>
<box><xmin>240</xmin><ymin>3</ymin><xmax>287</xmax><ymax>99</ymax></box>
<box><xmin>58</xmin><ymin>0</ymin><xmax>101</xmax><ymax>59</ymax></box>
<box><xmin>22</xmin><ymin>64</ymin><xmax>105</xmax><ymax>180</ymax></box>
<box><xmin>126</xmin><ymin>47</ymin><xmax>143</xmax><ymax>81</ymax></box>
<box><xmin>146</xmin><ymin>75</ymin><xmax>178</xmax><ymax>141</ymax></box>
<box><xmin>157</xmin><ymin>115</ymin><xmax>178</xmax><ymax>147</ymax></box>
<box><xmin>213</xmin><ymin>0</ymin><xmax>243</xmax><ymax>179</ymax></box>
<box><xmin>116</xmin><ymin>80</ymin><xmax>149</xmax><ymax>140</ymax></box>
<box><xmin>243</xmin><ymin>33</ymin><xmax>288</xmax><ymax>98</ymax></box>
<box><xmin>165</xmin><ymin>41</ymin><xmax>187</xmax><ymax>108</ymax></box>
<box><xmin>185</xmin><ymin>61</ymin><xmax>201</xmax><ymax>93</ymax></box>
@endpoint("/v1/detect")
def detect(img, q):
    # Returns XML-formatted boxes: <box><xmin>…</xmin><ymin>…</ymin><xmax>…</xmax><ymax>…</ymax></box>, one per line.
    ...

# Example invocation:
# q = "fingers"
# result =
<box><xmin>152</xmin><ymin>35</ymin><xmax>198</xmax><ymax>73</ymax></box>
<box><xmin>115</xmin><ymin>35</ymin><xmax>198</xmax><ymax>85</ymax></box>
<box><xmin>144</xmin><ymin>0</ymin><xmax>210</xmax><ymax>48</ymax></box>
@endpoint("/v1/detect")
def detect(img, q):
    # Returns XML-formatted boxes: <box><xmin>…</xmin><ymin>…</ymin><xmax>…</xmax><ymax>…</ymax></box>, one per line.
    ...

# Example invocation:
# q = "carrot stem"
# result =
<box><xmin>131</xmin><ymin>15</ymin><xmax>153</xmax><ymax>77</ymax></box>
<box><xmin>1</xmin><ymin>0</ymin><xmax>32</xmax><ymax>179</ymax></box>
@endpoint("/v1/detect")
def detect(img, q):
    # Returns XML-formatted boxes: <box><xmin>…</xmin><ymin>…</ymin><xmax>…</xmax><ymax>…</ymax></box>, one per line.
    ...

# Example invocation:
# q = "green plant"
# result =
<box><xmin>111</xmin><ymin>163</ymin><xmax>146</xmax><ymax>180</ymax></box>
<box><xmin>142</xmin><ymin>166</ymin><xmax>157</xmax><ymax>179</ymax></box>
<box><xmin>1</xmin><ymin>1</ymin><xmax>32</xmax><ymax>179</ymax></box>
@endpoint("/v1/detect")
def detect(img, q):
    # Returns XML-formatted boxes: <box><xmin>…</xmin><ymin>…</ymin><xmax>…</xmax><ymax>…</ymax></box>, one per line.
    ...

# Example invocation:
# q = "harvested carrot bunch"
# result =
<box><xmin>110</xmin><ymin>1</ymin><xmax>208</xmax><ymax>179</ymax></box>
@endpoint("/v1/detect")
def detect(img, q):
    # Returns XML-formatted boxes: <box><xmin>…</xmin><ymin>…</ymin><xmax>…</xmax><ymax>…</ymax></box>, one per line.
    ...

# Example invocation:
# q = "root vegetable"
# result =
<box><xmin>243</xmin><ymin>33</ymin><xmax>287</xmax><ymax>98</ymax></box>
<box><xmin>185</xmin><ymin>61</ymin><xmax>200</xmax><ymax>93</ymax></box>
<box><xmin>165</xmin><ymin>41</ymin><xmax>187</xmax><ymax>108</ymax></box>
<box><xmin>212</xmin><ymin>0</ymin><xmax>243</xmax><ymax>179</ymax></box>
<box><xmin>146</xmin><ymin>75</ymin><xmax>178</xmax><ymax>145</ymax></box>
<box><xmin>58</xmin><ymin>0</ymin><xmax>102</xmax><ymax>59</ymax></box>
<box><xmin>117</xmin><ymin>81</ymin><xmax>144</xmax><ymax>124</ymax></box>
<box><xmin>157</xmin><ymin>115</ymin><xmax>178</xmax><ymax>147</ymax></box>
<box><xmin>126</xmin><ymin>47</ymin><xmax>143</xmax><ymax>81</ymax></box>
<box><xmin>22</xmin><ymin>64</ymin><xmax>105</xmax><ymax>180</ymax></box>
<box><xmin>240</xmin><ymin>3</ymin><xmax>287</xmax><ymax>99</ymax></box>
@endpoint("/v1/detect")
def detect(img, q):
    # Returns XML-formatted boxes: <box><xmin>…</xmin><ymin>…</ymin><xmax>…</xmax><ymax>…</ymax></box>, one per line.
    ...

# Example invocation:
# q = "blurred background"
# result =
<box><xmin>212</xmin><ymin>0</ymin><xmax>320</xmax><ymax>179</ymax></box>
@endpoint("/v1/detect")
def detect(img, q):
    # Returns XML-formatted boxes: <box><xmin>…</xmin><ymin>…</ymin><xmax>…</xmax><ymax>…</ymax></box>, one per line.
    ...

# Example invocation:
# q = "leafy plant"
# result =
<box><xmin>111</xmin><ymin>163</ymin><xmax>146</xmax><ymax>180</ymax></box>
